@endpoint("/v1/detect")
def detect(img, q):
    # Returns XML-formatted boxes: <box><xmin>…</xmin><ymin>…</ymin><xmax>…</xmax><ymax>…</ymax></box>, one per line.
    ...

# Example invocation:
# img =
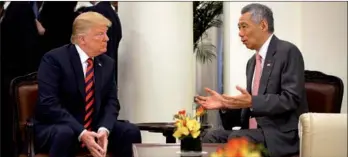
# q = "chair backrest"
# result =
<box><xmin>304</xmin><ymin>70</ymin><xmax>344</xmax><ymax>113</ymax></box>
<box><xmin>10</xmin><ymin>72</ymin><xmax>38</xmax><ymax>151</ymax></box>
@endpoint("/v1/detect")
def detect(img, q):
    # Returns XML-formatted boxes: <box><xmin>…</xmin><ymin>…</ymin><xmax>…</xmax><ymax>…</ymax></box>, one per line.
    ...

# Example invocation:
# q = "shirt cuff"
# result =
<box><xmin>78</xmin><ymin>129</ymin><xmax>87</xmax><ymax>141</ymax></box>
<box><xmin>98</xmin><ymin>127</ymin><xmax>110</xmax><ymax>136</ymax></box>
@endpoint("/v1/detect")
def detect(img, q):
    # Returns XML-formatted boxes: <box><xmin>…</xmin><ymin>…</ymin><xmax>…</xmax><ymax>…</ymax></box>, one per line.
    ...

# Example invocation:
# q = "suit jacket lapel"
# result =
<box><xmin>69</xmin><ymin>45</ymin><xmax>85</xmax><ymax>99</ymax></box>
<box><xmin>258</xmin><ymin>36</ymin><xmax>277</xmax><ymax>95</ymax></box>
<box><xmin>94</xmin><ymin>57</ymin><xmax>103</xmax><ymax>114</ymax></box>
<box><xmin>247</xmin><ymin>57</ymin><xmax>256</xmax><ymax>93</ymax></box>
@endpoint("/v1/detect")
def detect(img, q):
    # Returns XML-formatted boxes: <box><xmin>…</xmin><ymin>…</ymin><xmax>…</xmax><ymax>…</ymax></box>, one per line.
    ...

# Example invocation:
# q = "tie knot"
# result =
<box><xmin>87</xmin><ymin>58</ymin><xmax>93</xmax><ymax>65</ymax></box>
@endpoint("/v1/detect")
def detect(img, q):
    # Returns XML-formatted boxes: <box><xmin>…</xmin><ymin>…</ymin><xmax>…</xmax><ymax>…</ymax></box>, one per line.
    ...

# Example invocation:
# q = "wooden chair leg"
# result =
<box><xmin>25</xmin><ymin>120</ymin><xmax>35</xmax><ymax>157</ymax></box>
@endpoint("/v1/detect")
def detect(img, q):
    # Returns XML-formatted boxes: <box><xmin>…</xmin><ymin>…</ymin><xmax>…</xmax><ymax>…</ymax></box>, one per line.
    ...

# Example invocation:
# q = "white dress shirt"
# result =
<box><xmin>75</xmin><ymin>45</ymin><xmax>109</xmax><ymax>141</ymax></box>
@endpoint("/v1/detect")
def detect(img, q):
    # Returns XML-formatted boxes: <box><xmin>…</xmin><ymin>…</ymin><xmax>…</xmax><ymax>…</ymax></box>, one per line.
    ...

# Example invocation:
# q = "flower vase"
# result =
<box><xmin>180</xmin><ymin>136</ymin><xmax>202</xmax><ymax>152</ymax></box>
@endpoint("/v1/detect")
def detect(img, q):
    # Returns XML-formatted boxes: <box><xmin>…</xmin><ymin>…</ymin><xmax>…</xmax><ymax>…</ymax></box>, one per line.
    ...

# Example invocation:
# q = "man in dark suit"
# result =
<box><xmin>33</xmin><ymin>12</ymin><xmax>141</xmax><ymax>157</ymax></box>
<box><xmin>84</xmin><ymin>1</ymin><xmax>122</xmax><ymax>84</ymax></box>
<box><xmin>195</xmin><ymin>3</ymin><xmax>308</xmax><ymax>157</ymax></box>
<box><xmin>38</xmin><ymin>1</ymin><xmax>78</xmax><ymax>57</ymax></box>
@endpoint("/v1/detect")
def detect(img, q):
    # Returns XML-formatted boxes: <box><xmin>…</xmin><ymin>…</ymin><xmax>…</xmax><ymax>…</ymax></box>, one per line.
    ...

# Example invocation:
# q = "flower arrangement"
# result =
<box><xmin>173</xmin><ymin>106</ymin><xmax>206</xmax><ymax>140</ymax></box>
<box><xmin>210</xmin><ymin>137</ymin><xmax>268</xmax><ymax>157</ymax></box>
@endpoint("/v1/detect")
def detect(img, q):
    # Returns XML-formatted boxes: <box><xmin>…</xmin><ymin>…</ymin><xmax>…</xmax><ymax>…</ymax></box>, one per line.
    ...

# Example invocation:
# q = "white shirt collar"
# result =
<box><xmin>94</xmin><ymin>1</ymin><xmax>115</xmax><ymax>11</ymax></box>
<box><xmin>258</xmin><ymin>34</ymin><xmax>274</xmax><ymax>59</ymax></box>
<box><xmin>74</xmin><ymin>2</ymin><xmax>94</xmax><ymax>12</ymax></box>
<box><xmin>74</xmin><ymin>1</ymin><xmax>115</xmax><ymax>12</ymax></box>
<box><xmin>75</xmin><ymin>44</ymin><xmax>91</xmax><ymax>63</ymax></box>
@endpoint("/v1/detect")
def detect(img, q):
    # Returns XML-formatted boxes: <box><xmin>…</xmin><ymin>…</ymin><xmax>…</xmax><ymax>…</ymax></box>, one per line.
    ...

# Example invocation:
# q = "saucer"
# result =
<box><xmin>176</xmin><ymin>151</ymin><xmax>208</xmax><ymax>156</ymax></box>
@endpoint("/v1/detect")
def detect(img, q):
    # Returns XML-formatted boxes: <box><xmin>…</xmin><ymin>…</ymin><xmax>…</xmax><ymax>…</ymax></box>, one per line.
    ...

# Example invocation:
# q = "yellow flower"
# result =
<box><xmin>173</xmin><ymin>108</ymin><xmax>207</xmax><ymax>139</ymax></box>
<box><xmin>210</xmin><ymin>152</ymin><xmax>224</xmax><ymax>157</ymax></box>
<box><xmin>186</xmin><ymin>119</ymin><xmax>200</xmax><ymax>131</ymax></box>
<box><xmin>247</xmin><ymin>152</ymin><xmax>261</xmax><ymax>157</ymax></box>
<box><xmin>173</xmin><ymin>124</ymin><xmax>189</xmax><ymax>138</ymax></box>
<box><xmin>186</xmin><ymin>119</ymin><xmax>201</xmax><ymax>138</ymax></box>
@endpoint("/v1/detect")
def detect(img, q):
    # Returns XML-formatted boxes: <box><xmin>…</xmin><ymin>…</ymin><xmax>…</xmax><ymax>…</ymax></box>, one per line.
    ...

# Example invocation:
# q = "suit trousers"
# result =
<box><xmin>34</xmin><ymin>121</ymin><xmax>142</xmax><ymax>157</ymax></box>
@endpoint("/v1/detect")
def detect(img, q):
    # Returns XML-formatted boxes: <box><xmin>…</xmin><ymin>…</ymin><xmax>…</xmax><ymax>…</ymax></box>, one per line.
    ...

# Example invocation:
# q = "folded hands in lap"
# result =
<box><xmin>81</xmin><ymin>130</ymin><xmax>109</xmax><ymax>157</ymax></box>
<box><xmin>195</xmin><ymin>86</ymin><xmax>252</xmax><ymax>110</ymax></box>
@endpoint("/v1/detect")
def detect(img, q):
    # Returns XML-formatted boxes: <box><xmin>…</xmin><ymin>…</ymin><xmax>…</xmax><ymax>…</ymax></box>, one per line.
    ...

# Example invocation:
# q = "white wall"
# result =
<box><xmin>301</xmin><ymin>2</ymin><xmax>347</xmax><ymax>113</ymax></box>
<box><xmin>225</xmin><ymin>2</ymin><xmax>347</xmax><ymax>113</ymax></box>
<box><xmin>117</xmin><ymin>2</ymin><xmax>194</xmax><ymax>143</ymax></box>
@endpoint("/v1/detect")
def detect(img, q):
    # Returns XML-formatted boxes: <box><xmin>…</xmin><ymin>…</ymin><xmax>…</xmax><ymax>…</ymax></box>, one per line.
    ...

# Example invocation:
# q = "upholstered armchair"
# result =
<box><xmin>299</xmin><ymin>113</ymin><xmax>347</xmax><ymax>157</ymax></box>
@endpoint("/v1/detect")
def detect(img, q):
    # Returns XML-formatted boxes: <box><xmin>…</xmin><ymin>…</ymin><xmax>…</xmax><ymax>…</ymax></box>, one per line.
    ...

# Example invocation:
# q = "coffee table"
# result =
<box><xmin>132</xmin><ymin>143</ymin><xmax>223</xmax><ymax>157</ymax></box>
<box><xmin>136</xmin><ymin>122</ymin><xmax>212</xmax><ymax>143</ymax></box>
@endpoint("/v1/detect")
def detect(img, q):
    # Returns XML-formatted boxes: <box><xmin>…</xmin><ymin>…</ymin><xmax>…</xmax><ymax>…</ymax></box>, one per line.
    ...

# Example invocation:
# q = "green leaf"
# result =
<box><xmin>193</xmin><ymin>1</ymin><xmax>223</xmax><ymax>64</ymax></box>
<box><xmin>195</xmin><ymin>42</ymin><xmax>217</xmax><ymax>64</ymax></box>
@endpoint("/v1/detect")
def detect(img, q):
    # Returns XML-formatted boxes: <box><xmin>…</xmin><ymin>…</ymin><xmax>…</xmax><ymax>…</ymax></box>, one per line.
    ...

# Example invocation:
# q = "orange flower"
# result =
<box><xmin>196</xmin><ymin>105</ymin><xmax>205</xmax><ymax>117</ymax></box>
<box><xmin>178</xmin><ymin>110</ymin><xmax>186</xmax><ymax>115</ymax></box>
<box><xmin>216</xmin><ymin>147</ymin><xmax>224</xmax><ymax>155</ymax></box>
<box><xmin>209</xmin><ymin>137</ymin><xmax>266</xmax><ymax>157</ymax></box>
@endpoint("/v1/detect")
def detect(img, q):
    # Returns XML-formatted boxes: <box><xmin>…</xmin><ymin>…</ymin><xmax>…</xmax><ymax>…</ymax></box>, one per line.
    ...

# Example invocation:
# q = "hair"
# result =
<box><xmin>71</xmin><ymin>11</ymin><xmax>111</xmax><ymax>44</ymax></box>
<box><xmin>241</xmin><ymin>3</ymin><xmax>274</xmax><ymax>33</ymax></box>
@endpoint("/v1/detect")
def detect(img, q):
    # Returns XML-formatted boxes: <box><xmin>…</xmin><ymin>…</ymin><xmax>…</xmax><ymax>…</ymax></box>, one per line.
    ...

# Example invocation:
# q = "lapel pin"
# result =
<box><xmin>267</xmin><ymin>63</ymin><xmax>271</xmax><ymax>67</ymax></box>
<box><xmin>98</xmin><ymin>63</ymin><xmax>102</xmax><ymax>67</ymax></box>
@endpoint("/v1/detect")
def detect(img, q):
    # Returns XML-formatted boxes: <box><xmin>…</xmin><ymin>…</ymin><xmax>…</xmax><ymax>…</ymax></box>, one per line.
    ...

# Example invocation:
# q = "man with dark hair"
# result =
<box><xmin>196</xmin><ymin>3</ymin><xmax>308</xmax><ymax>157</ymax></box>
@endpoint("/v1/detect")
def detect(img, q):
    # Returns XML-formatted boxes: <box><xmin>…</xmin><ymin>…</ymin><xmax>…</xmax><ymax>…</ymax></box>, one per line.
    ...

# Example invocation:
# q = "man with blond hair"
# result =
<box><xmin>33</xmin><ymin>12</ymin><xmax>141</xmax><ymax>157</ymax></box>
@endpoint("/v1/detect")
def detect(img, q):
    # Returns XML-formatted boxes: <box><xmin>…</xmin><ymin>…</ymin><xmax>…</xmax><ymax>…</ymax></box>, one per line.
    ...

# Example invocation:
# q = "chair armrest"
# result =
<box><xmin>299</xmin><ymin>113</ymin><xmax>347</xmax><ymax>157</ymax></box>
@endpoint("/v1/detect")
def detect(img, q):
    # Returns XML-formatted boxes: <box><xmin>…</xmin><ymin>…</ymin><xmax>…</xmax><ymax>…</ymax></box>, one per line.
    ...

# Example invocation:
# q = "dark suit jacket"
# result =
<box><xmin>241</xmin><ymin>35</ymin><xmax>308</xmax><ymax>157</ymax></box>
<box><xmin>38</xmin><ymin>2</ymin><xmax>77</xmax><ymax>56</ymax></box>
<box><xmin>0</xmin><ymin>2</ymin><xmax>40</xmax><ymax>75</ymax></box>
<box><xmin>34</xmin><ymin>44</ymin><xmax>120</xmax><ymax>136</ymax></box>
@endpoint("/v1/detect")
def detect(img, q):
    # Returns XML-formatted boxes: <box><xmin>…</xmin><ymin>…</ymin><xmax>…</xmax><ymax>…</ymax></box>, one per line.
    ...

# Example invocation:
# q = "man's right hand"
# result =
<box><xmin>81</xmin><ymin>131</ymin><xmax>105</xmax><ymax>157</ymax></box>
<box><xmin>195</xmin><ymin>88</ymin><xmax>225</xmax><ymax>109</ymax></box>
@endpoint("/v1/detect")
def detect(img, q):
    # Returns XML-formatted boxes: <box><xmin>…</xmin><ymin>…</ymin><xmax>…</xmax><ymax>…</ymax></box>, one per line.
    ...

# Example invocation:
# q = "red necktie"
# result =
<box><xmin>84</xmin><ymin>58</ymin><xmax>95</xmax><ymax>131</ymax></box>
<box><xmin>249</xmin><ymin>54</ymin><xmax>262</xmax><ymax>129</ymax></box>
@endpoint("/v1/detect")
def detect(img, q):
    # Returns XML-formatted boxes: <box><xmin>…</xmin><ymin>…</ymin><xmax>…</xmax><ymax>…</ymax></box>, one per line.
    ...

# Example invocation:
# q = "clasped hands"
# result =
<box><xmin>195</xmin><ymin>86</ymin><xmax>252</xmax><ymax>110</ymax></box>
<box><xmin>80</xmin><ymin>130</ymin><xmax>108</xmax><ymax>157</ymax></box>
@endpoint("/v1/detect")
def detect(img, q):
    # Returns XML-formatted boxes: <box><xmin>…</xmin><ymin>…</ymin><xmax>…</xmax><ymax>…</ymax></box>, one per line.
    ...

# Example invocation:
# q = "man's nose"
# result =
<box><xmin>239</xmin><ymin>31</ymin><xmax>244</xmax><ymax>38</ymax></box>
<box><xmin>104</xmin><ymin>34</ymin><xmax>109</xmax><ymax>41</ymax></box>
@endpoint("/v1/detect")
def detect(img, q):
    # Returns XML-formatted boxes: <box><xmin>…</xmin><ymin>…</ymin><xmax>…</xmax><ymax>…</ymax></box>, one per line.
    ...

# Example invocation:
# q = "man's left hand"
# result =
<box><xmin>97</xmin><ymin>130</ymin><xmax>109</xmax><ymax>157</ymax></box>
<box><xmin>221</xmin><ymin>86</ymin><xmax>252</xmax><ymax>109</ymax></box>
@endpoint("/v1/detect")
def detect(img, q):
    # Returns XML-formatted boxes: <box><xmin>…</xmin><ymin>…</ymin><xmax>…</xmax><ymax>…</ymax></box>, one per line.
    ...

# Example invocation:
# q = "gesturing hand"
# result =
<box><xmin>221</xmin><ymin>86</ymin><xmax>252</xmax><ymax>109</ymax></box>
<box><xmin>97</xmin><ymin>130</ymin><xmax>109</xmax><ymax>157</ymax></box>
<box><xmin>195</xmin><ymin>88</ymin><xmax>225</xmax><ymax>109</ymax></box>
<box><xmin>80</xmin><ymin>131</ymin><xmax>105</xmax><ymax>157</ymax></box>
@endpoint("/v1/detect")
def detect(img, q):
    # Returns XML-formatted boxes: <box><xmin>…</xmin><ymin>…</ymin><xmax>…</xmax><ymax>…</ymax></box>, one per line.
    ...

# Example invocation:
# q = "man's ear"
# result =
<box><xmin>78</xmin><ymin>35</ymin><xmax>85</xmax><ymax>44</ymax></box>
<box><xmin>260</xmin><ymin>20</ymin><xmax>268</xmax><ymax>32</ymax></box>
